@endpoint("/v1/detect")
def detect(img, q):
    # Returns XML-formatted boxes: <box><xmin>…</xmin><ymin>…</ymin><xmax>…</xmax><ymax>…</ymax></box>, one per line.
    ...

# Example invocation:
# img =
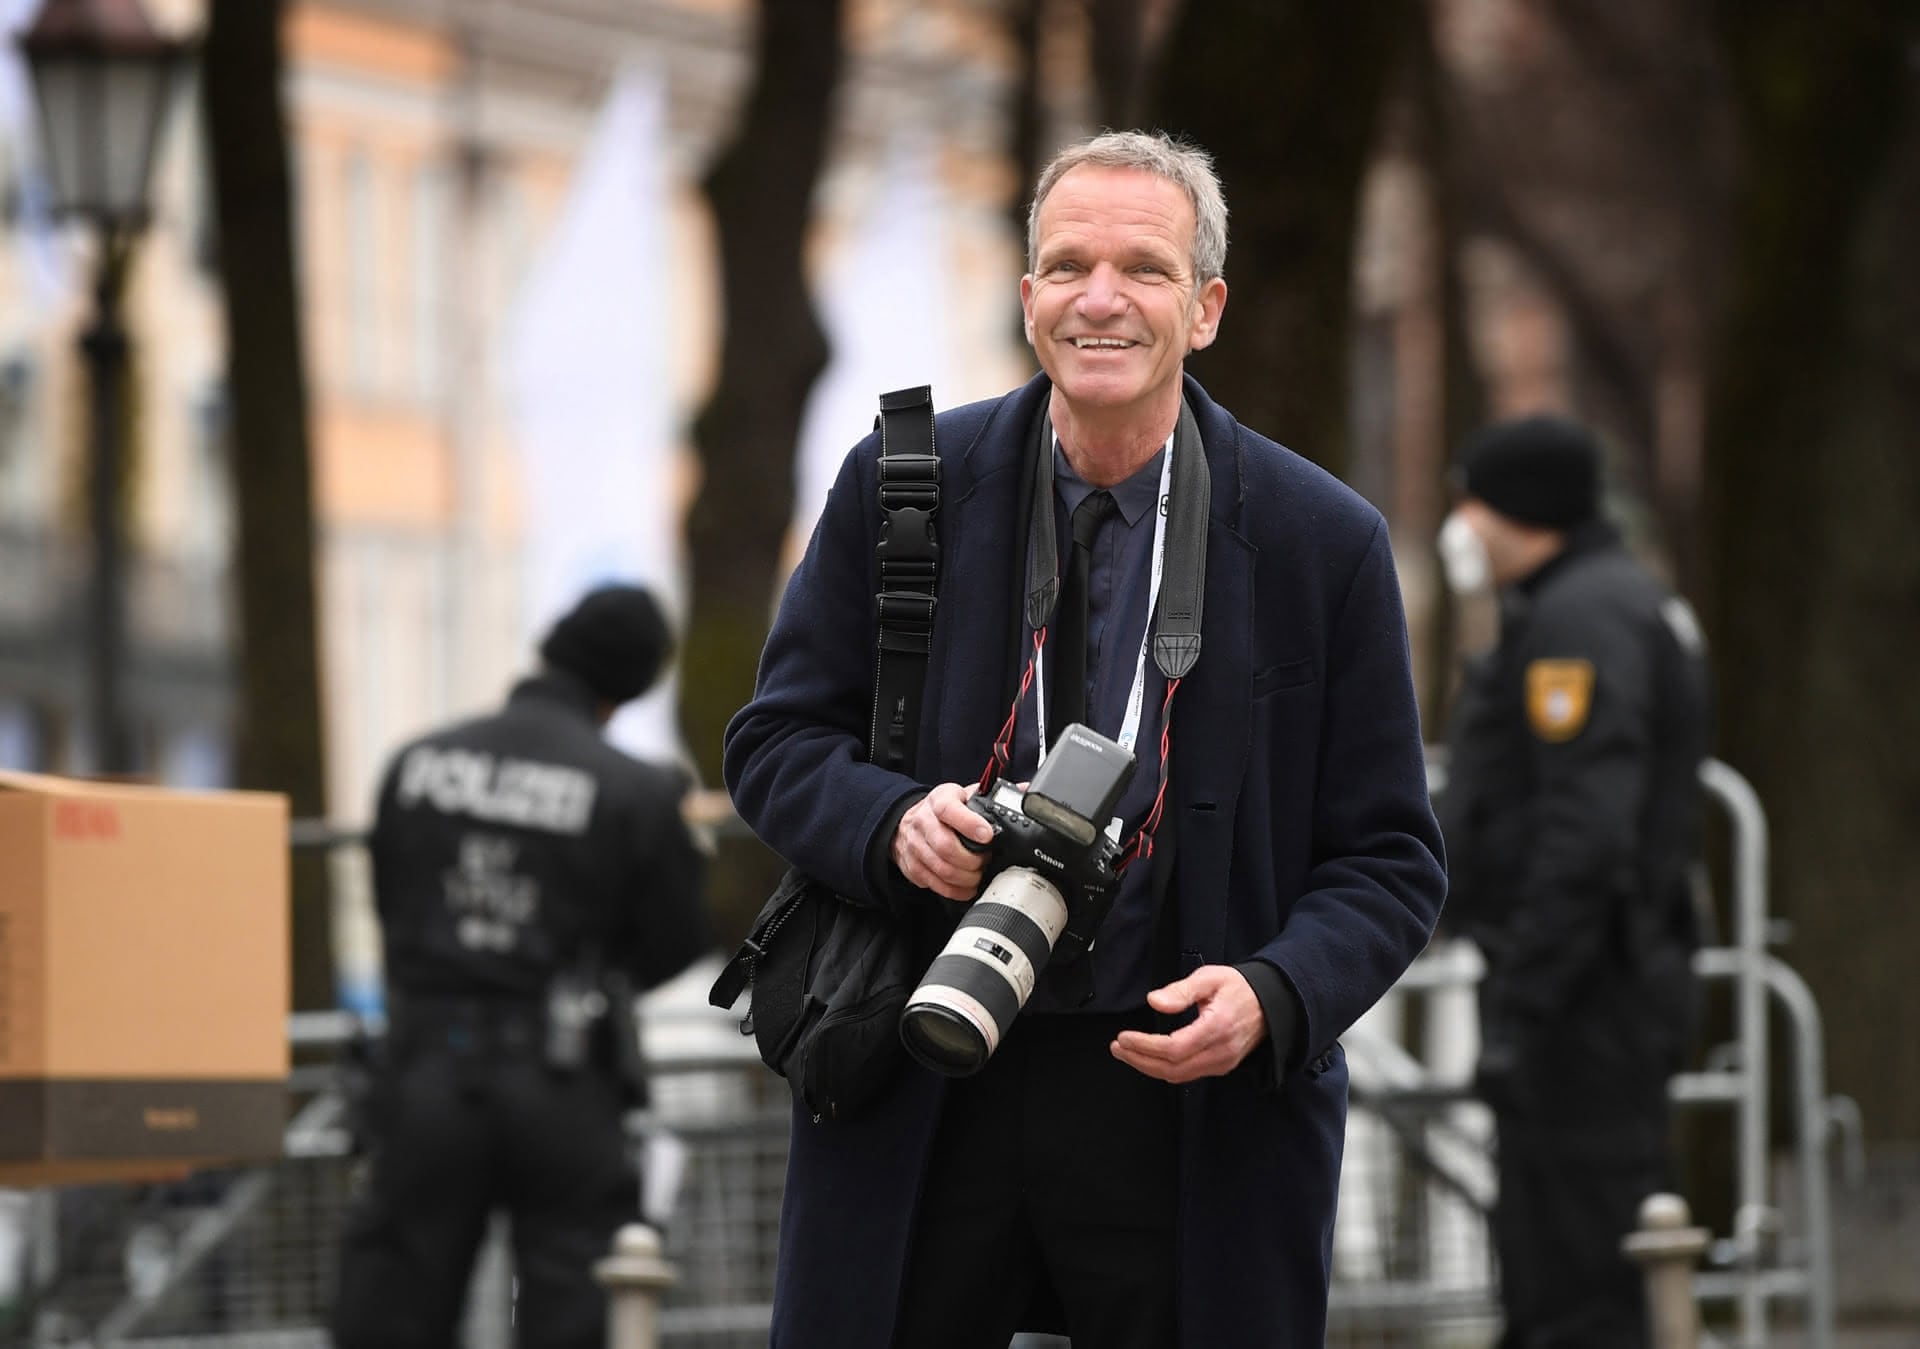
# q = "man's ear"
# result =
<box><xmin>1186</xmin><ymin>276</ymin><xmax>1228</xmax><ymax>353</ymax></box>
<box><xmin>1020</xmin><ymin>273</ymin><xmax>1037</xmax><ymax>346</ymax></box>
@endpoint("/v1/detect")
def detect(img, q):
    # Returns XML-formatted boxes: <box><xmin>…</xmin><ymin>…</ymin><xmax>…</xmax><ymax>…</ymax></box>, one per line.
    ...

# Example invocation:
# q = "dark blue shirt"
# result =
<box><xmin>1012</xmin><ymin>438</ymin><xmax>1171</xmax><ymax>1013</ymax></box>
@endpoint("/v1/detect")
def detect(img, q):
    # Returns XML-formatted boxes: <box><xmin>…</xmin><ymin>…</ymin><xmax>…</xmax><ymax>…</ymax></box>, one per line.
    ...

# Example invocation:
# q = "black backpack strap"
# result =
<box><xmin>872</xmin><ymin>385</ymin><xmax>940</xmax><ymax>774</ymax></box>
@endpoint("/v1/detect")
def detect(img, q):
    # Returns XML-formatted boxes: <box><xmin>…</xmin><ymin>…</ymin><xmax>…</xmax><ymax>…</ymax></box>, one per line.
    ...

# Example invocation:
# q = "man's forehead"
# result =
<box><xmin>1034</xmin><ymin>169</ymin><xmax>1195</xmax><ymax>254</ymax></box>
<box><xmin>1042</xmin><ymin>164</ymin><xmax>1191</xmax><ymax>217</ymax></box>
<box><xmin>1035</xmin><ymin>221</ymin><xmax>1188</xmax><ymax>258</ymax></box>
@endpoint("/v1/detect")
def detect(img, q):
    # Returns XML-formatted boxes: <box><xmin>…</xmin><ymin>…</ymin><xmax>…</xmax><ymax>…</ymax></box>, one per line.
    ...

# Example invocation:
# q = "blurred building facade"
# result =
<box><xmin>0</xmin><ymin>0</ymin><xmax>228</xmax><ymax>784</ymax></box>
<box><xmin>0</xmin><ymin>0</ymin><xmax>1673</xmax><ymax>811</ymax></box>
<box><xmin>272</xmin><ymin>0</ymin><xmax>1042</xmax><ymax>812</ymax></box>
<box><xmin>0</xmin><ymin>0</ymin><xmax>1030</xmax><ymax>813</ymax></box>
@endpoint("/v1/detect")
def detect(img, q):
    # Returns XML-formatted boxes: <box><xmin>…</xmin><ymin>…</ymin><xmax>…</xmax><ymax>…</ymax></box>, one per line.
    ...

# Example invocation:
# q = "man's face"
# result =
<box><xmin>1021</xmin><ymin>165</ymin><xmax>1227</xmax><ymax>421</ymax></box>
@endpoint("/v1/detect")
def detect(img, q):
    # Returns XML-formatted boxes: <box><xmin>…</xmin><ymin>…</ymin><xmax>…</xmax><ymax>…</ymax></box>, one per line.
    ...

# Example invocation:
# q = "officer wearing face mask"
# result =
<box><xmin>1436</xmin><ymin>416</ymin><xmax>1712</xmax><ymax>1349</ymax></box>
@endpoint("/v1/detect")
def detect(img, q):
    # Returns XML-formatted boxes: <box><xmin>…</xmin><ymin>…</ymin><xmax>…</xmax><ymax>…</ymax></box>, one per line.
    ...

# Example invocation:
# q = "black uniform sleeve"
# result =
<box><xmin>626</xmin><ymin>772</ymin><xmax>713</xmax><ymax>990</ymax></box>
<box><xmin>1485</xmin><ymin>595</ymin><xmax>1654</xmax><ymax>1042</ymax></box>
<box><xmin>1433</xmin><ymin>653</ymin><xmax>1502</xmax><ymax>941</ymax></box>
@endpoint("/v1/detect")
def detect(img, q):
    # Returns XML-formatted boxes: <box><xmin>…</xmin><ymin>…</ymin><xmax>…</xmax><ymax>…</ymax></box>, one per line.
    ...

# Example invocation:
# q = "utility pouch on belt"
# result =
<box><xmin>710</xmin><ymin>386</ymin><xmax>938</xmax><ymax>1122</ymax></box>
<box><xmin>543</xmin><ymin>965</ymin><xmax>607</xmax><ymax>1075</ymax></box>
<box><xmin>601</xmin><ymin>968</ymin><xmax>652</xmax><ymax>1109</ymax></box>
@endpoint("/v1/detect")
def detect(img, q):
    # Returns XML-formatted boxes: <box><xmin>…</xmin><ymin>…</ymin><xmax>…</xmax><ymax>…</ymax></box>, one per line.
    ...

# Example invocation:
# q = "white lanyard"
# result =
<box><xmin>1034</xmin><ymin>434</ymin><xmax>1174</xmax><ymax>765</ymax></box>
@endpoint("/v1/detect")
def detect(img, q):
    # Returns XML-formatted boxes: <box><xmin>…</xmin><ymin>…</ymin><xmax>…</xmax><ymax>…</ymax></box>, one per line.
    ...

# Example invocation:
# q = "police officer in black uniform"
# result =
<box><xmin>334</xmin><ymin>584</ymin><xmax>710</xmax><ymax>1349</ymax></box>
<box><xmin>1436</xmin><ymin>417</ymin><xmax>1712</xmax><ymax>1349</ymax></box>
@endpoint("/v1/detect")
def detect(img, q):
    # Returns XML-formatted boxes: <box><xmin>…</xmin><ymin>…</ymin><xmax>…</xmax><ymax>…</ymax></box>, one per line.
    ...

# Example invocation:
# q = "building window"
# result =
<box><xmin>345</xmin><ymin>146</ymin><xmax>380</xmax><ymax>398</ymax></box>
<box><xmin>495</xmin><ymin>173</ymin><xmax>531</xmax><ymax>318</ymax></box>
<box><xmin>160</xmin><ymin>722</ymin><xmax>229</xmax><ymax>788</ymax></box>
<box><xmin>0</xmin><ymin>355</ymin><xmax>37</xmax><ymax>522</ymax></box>
<box><xmin>190</xmin><ymin>385</ymin><xmax>231</xmax><ymax>555</ymax></box>
<box><xmin>0</xmin><ymin>698</ymin><xmax>45</xmax><ymax>770</ymax></box>
<box><xmin>411</xmin><ymin>163</ymin><xmax>447</xmax><ymax>405</ymax></box>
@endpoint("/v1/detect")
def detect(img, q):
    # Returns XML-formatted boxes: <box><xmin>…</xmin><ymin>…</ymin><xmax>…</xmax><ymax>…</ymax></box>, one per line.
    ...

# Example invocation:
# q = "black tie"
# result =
<box><xmin>1051</xmin><ymin>490</ymin><xmax>1115</xmax><ymax>742</ymax></box>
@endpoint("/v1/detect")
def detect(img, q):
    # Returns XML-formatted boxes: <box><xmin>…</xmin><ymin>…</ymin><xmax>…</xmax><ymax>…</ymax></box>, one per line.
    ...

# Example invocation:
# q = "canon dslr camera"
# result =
<box><xmin>899</xmin><ymin>723</ymin><xmax>1136</xmax><ymax>1075</ymax></box>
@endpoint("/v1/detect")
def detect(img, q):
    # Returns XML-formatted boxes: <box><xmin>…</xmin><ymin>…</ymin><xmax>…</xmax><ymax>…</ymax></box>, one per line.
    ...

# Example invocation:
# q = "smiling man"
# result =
<box><xmin>724</xmin><ymin>131</ymin><xmax>1446</xmax><ymax>1348</ymax></box>
<box><xmin>1019</xmin><ymin>160</ymin><xmax>1225</xmax><ymax>464</ymax></box>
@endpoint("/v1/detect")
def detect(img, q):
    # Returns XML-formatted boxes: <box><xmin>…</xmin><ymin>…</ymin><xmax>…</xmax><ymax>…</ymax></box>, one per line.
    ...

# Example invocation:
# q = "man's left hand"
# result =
<box><xmin>1111</xmin><ymin>966</ymin><xmax>1268</xmax><ymax>1083</ymax></box>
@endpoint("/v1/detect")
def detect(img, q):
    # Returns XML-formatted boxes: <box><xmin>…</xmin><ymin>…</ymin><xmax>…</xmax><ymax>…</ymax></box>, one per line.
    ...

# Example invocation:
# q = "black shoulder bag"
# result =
<box><xmin>708</xmin><ymin>386</ymin><xmax>939</xmax><ymax>1121</ymax></box>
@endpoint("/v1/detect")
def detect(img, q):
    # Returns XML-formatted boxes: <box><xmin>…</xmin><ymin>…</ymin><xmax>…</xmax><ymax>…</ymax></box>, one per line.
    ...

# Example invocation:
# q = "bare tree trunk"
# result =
<box><xmin>1404</xmin><ymin>1</ymin><xmax>1487</xmax><ymax>735</ymax></box>
<box><xmin>1147</xmin><ymin>0</ymin><xmax>1414</xmax><ymax>476</ymax></box>
<box><xmin>1005</xmin><ymin>0</ymin><xmax>1046</xmax><ymax>287</ymax></box>
<box><xmin>202</xmin><ymin>0</ymin><xmax>332</xmax><ymax>1013</ymax></box>
<box><xmin>1553</xmin><ymin>0</ymin><xmax>1730</xmax><ymax>591</ymax></box>
<box><xmin>1087</xmin><ymin>0</ymin><xmax>1150</xmax><ymax>128</ymax></box>
<box><xmin>683</xmin><ymin>0</ymin><xmax>844</xmax><ymax>938</ymax></box>
<box><xmin>1704</xmin><ymin>0</ymin><xmax>1920</xmax><ymax>1137</ymax></box>
<box><xmin>1437</xmin><ymin>0</ymin><xmax>1730</xmax><ymax>590</ymax></box>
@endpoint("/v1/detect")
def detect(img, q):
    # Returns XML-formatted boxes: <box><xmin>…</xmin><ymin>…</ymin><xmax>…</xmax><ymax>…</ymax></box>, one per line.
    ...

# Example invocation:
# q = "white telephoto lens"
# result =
<box><xmin>899</xmin><ymin>868</ymin><xmax>1069</xmax><ymax>1074</ymax></box>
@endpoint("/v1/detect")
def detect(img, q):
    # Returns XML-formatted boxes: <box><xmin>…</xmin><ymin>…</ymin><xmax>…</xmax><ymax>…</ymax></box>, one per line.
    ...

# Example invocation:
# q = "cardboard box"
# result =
<box><xmin>0</xmin><ymin>771</ymin><xmax>289</xmax><ymax>1186</ymax></box>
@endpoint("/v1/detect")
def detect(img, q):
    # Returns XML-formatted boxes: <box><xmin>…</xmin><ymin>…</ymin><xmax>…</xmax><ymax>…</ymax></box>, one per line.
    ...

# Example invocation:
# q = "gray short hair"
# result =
<box><xmin>1026</xmin><ymin>130</ymin><xmax>1229</xmax><ymax>285</ymax></box>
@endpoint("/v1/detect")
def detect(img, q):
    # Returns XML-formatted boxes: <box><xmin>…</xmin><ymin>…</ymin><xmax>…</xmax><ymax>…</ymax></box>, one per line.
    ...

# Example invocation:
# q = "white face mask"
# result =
<box><xmin>1438</xmin><ymin>509</ymin><xmax>1491</xmax><ymax>595</ymax></box>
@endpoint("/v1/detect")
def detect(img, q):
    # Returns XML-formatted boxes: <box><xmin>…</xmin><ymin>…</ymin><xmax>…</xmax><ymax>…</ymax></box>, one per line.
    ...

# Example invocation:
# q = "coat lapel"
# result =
<box><xmin>918</xmin><ymin>378</ymin><xmax>1049</xmax><ymax>785</ymax></box>
<box><xmin>1168</xmin><ymin>377</ymin><xmax>1254</xmax><ymax>959</ymax></box>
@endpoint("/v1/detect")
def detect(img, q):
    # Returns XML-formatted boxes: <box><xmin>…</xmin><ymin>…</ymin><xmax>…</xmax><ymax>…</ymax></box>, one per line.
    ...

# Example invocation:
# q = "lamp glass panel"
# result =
<box><xmin>29</xmin><ymin>55</ymin><xmax>95</xmax><ymax>216</ymax></box>
<box><xmin>99</xmin><ymin>55</ymin><xmax>170</xmax><ymax>220</ymax></box>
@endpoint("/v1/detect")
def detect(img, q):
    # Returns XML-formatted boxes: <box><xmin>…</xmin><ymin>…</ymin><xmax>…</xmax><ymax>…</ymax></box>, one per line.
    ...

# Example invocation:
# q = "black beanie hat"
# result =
<box><xmin>538</xmin><ymin>584</ymin><xmax>672</xmax><ymax>706</ymax></box>
<box><xmin>1458</xmin><ymin>414</ymin><xmax>1602</xmax><ymax>529</ymax></box>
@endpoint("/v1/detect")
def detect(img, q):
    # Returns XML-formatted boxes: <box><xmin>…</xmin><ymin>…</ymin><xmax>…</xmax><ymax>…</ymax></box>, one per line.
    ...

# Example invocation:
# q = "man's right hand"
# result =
<box><xmin>891</xmin><ymin>782</ymin><xmax>994</xmax><ymax>903</ymax></box>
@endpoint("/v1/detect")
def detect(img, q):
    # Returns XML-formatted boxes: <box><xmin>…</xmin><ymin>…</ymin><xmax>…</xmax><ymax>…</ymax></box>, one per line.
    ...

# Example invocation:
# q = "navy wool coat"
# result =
<box><xmin>724</xmin><ymin>373</ymin><xmax>1447</xmax><ymax>1348</ymax></box>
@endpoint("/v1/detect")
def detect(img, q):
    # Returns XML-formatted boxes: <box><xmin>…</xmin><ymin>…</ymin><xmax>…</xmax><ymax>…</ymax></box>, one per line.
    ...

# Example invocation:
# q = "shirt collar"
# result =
<box><xmin>507</xmin><ymin>669</ymin><xmax>601</xmax><ymax>720</ymax></box>
<box><xmin>1050</xmin><ymin>432</ymin><xmax>1171</xmax><ymax>528</ymax></box>
<box><xmin>1515</xmin><ymin>518</ymin><xmax>1625</xmax><ymax>596</ymax></box>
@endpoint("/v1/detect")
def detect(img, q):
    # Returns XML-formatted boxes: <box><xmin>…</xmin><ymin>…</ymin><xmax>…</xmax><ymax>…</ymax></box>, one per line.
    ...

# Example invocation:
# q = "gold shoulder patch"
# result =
<box><xmin>1525</xmin><ymin>659</ymin><xmax>1595</xmax><ymax>742</ymax></box>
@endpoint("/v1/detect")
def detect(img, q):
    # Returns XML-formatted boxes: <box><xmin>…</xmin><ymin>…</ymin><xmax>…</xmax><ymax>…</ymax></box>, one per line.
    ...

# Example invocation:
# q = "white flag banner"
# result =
<box><xmin>793</xmin><ymin>140</ymin><xmax>954</xmax><ymax>541</ymax></box>
<box><xmin>503</xmin><ymin>64</ymin><xmax>685</xmax><ymax>763</ymax></box>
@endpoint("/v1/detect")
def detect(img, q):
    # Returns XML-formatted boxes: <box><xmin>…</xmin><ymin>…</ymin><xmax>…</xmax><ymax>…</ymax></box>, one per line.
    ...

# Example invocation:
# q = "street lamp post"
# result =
<box><xmin>77</xmin><ymin>217</ymin><xmax>133</xmax><ymax>772</ymax></box>
<box><xmin>18</xmin><ymin>0</ymin><xmax>188</xmax><ymax>774</ymax></box>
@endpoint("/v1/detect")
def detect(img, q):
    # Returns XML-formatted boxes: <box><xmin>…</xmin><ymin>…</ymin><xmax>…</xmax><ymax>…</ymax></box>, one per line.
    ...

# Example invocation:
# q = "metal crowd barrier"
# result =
<box><xmin>1420</xmin><ymin>755</ymin><xmax>1855</xmax><ymax>1349</ymax></box>
<box><xmin>1</xmin><ymin>759</ymin><xmax>1847</xmax><ymax>1347</ymax></box>
<box><xmin>1677</xmin><ymin>760</ymin><xmax>1864</xmax><ymax>1349</ymax></box>
<box><xmin>2</xmin><ymin>1001</ymin><xmax>1499</xmax><ymax>1346</ymax></box>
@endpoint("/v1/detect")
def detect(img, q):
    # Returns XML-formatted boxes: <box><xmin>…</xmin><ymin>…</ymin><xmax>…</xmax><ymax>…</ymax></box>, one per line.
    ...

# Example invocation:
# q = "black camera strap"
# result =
<box><xmin>985</xmin><ymin>395</ymin><xmax>1209</xmax><ymax>874</ymax></box>
<box><xmin>871</xmin><ymin>384</ymin><xmax>940</xmax><ymax>776</ymax></box>
<box><xmin>709</xmin><ymin>387</ymin><xmax>938</xmax><ymax>1023</ymax></box>
<box><xmin>1021</xmin><ymin>396</ymin><xmax>1208</xmax><ymax>672</ymax></box>
<box><xmin>1152</xmin><ymin>397</ymin><xmax>1209</xmax><ymax>680</ymax></box>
